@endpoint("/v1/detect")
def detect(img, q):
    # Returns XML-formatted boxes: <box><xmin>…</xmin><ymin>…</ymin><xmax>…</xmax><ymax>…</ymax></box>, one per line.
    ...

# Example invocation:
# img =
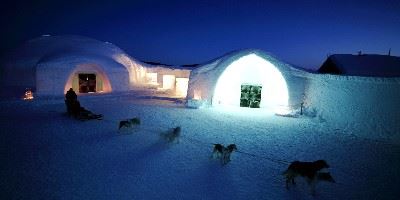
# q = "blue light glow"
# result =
<box><xmin>212</xmin><ymin>54</ymin><xmax>289</xmax><ymax>114</ymax></box>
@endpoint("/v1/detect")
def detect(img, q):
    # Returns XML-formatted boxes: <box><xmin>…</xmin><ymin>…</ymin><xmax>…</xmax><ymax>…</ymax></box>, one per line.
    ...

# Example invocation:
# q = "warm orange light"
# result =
<box><xmin>193</xmin><ymin>89</ymin><xmax>202</xmax><ymax>100</ymax></box>
<box><xmin>146</xmin><ymin>73</ymin><xmax>158</xmax><ymax>85</ymax></box>
<box><xmin>23</xmin><ymin>89</ymin><xmax>34</xmax><ymax>100</ymax></box>
<box><xmin>163</xmin><ymin>75</ymin><xmax>175</xmax><ymax>90</ymax></box>
<box><xmin>175</xmin><ymin>78</ymin><xmax>189</xmax><ymax>97</ymax></box>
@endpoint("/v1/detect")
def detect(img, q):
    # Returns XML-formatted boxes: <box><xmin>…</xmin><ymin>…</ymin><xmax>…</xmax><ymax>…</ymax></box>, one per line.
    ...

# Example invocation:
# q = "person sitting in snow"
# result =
<box><xmin>65</xmin><ymin>88</ymin><xmax>77</xmax><ymax>115</ymax></box>
<box><xmin>65</xmin><ymin>88</ymin><xmax>77</xmax><ymax>102</ymax></box>
<box><xmin>64</xmin><ymin>88</ymin><xmax>84</xmax><ymax>116</ymax></box>
<box><xmin>64</xmin><ymin>88</ymin><xmax>103</xmax><ymax>120</ymax></box>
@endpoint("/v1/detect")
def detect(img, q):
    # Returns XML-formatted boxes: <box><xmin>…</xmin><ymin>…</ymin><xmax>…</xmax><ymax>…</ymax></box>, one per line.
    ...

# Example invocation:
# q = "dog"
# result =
<box><xmin>283</xmin><ymin>160</ymin><xmax>330</xmax><ymax>193</ymax></box>
<box><xmin>211</xmin><ymin>144</ymin><xmax>224</xmax><ymax>159</ymax></box>
<box><xmin>211</xmin><ymin>144</ymin><xmax>237</xmax><ymax>165</ymax></box>
<box><xmin>118</xmin><ymin>117</ymin><xmax>141</xmax><ymax>130</ymax></box>
<box><xmin>160</xmin><ymin>126</ymin><xmax>181</xmax><ymax>144</ymax></box>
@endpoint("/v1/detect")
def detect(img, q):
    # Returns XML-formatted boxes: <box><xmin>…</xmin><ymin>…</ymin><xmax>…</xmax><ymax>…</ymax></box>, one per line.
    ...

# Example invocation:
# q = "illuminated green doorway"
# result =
<box><xmin>240</xmin><ymin>84</ymin><xmax>262</xmax><ymax>108</ymax></box>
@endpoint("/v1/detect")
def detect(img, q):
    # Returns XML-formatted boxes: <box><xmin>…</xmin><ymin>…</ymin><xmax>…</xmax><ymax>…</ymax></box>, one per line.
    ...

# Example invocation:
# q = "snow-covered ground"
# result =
<box><xmin>1</xmin><ymin>92</ymin><xmax>400</xmax><ymax>200</ymax></box>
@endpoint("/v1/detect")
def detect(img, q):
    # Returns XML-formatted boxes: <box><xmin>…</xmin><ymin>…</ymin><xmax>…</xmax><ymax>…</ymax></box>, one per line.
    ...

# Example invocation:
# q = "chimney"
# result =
<box><xmin>388</xmin><ymin>48</ymin><xmax>391</xmax><ymax>56</ymax></box>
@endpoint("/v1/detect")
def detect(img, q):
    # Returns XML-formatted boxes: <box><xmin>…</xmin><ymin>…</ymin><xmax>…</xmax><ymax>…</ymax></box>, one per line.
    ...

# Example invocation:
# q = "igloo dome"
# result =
<box><xmin>0</xmin><ymin>35</ymin><xmax>137</xmax><ymax>96</ymax></box>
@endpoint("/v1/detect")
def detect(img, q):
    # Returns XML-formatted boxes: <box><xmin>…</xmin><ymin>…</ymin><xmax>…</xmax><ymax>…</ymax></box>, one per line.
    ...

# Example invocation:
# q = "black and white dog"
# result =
<box><xmin>283</xmin><ymin>160</ymin><xmax>334</xmax><ymax>195</ymax></box>
<box><xmin>211</xmin><ymin>144</ymin><xmax>237</xmax><ymax>165</ymax></box>
<box><xmin>118</xmin><ymin>117</ymin><xmax>141</xmax><ymax>130</ymax></box>
<box><xmin>160</xmin><ymin>126</ymin><xmax>181</xmax><ymax>144</ymax></box>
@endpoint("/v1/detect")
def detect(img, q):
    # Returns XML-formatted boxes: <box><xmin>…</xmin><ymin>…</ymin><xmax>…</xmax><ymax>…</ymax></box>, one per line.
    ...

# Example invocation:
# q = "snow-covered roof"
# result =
<box><xmin>318</xmin><ymin>54</ymin><xmax>400</xmax><ymax>77</ymax></box>
<box><xmin>141</xmin><ymin>49</ymin><xmax>304</xmax><ymax>71</ymax></box>
<box><xmin>0</xmin><ymin>35</ymin><xmax>135</xmax><ymax>75</ymax></box>
<box><xmin>192</xmin><ymin>49</ymin><xmax>299</xmax><ymax>74</ymax></box>
<box><xmin>140</xmin><ymin>61</ymin><xmax>199</xmax><ymax>70</ymax></box>
<box><xmin>0</xmin><ymin>35</ymin><xmax>140</xmax><ymax>95</ymax></box>
<box><xmin>7</xmin><ymin>35</ymin><xmax>126</xmax><ymax>61</ymax></box>
<box><xmin>37</xmin><ymin>53</ymin><xmax>128</xmax><ymax>72</ymax></box>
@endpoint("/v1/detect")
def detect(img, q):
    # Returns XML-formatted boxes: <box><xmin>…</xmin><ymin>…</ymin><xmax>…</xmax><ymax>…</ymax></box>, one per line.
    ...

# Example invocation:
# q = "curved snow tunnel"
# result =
<box><xmin>212</xmin><ymin>54</ymin><xmax>289</xmax><ymax>113</ymax></box>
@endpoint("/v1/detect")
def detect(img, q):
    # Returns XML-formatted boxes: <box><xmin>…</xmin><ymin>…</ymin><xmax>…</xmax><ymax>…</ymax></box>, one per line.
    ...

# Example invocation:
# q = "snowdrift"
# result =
<box><xmin>304</xmin><ymin>73</ymin><xmax>400</xmax><ymax>142</ymax></box>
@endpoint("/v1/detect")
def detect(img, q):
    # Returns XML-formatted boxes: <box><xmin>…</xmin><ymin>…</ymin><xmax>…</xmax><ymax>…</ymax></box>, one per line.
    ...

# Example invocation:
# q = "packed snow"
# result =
<box><xmin>1</xmin><ymin>90</ymin><xmax>399</xmax><ymax>200</ymax></box>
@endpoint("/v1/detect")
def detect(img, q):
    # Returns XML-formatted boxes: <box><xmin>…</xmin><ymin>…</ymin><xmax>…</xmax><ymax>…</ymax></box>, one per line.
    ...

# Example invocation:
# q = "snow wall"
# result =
<box><xmin>304</xmin><ymin>74</ymin><xmax>400</xmax><ymax>142</ymax></box>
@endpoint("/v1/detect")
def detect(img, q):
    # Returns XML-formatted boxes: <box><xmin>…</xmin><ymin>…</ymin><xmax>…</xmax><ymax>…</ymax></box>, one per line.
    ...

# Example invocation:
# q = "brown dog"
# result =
<box><xmin>283</xmin><ymin>160</ymin><xmax>333</xmax><ymax>195</ymax></box>
<box><xmin>283</xmin><ymin>160</ymin><xmax>329</xmax><ymax>188</ymax></box>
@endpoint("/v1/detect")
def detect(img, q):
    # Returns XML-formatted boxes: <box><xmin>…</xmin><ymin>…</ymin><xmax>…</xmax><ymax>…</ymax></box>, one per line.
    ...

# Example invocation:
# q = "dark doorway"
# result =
<box><xmin>79</xmin><ymin>74</ymin><xmax>96</xmax><ymax>93</ymax></box>
<box><xmin>240</xmin><ymin>84</ymin><xmax>262</xmax><ymax>108</ymax></box>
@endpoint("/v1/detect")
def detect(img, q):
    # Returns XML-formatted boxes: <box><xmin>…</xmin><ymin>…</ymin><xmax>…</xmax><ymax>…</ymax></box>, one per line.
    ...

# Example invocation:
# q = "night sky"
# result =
<box><xmin>1</xmin><ymin>0</ymin><xmax>399</xmax><ymax>69</ymax></box>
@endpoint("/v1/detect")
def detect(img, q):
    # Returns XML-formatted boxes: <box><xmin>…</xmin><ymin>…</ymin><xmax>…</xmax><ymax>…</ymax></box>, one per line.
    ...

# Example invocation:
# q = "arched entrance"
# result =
<box><xmin>64</xmin><ymin>63</ymin><xmax>112</xmax><ymax>94</ymax></box>
<box><xmin>212</xmin><ymin>54</ymin><xmax>289</xmax><ymax>113</ymax></box>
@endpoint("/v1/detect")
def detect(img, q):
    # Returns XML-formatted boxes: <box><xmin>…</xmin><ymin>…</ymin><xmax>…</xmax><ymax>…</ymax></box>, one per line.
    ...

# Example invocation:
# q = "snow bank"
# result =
<box><xmin>304</xmin><ymin>74</ymin><xmax>400</xmax><ymax>142</ymax></box>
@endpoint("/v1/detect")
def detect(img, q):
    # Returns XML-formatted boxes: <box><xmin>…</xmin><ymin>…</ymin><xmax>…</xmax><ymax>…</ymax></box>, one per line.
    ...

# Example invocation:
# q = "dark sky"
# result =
<box><xmin>1</xmin><ymin>0</ymin><xmax>400</xmax><ymax>69</ymax></box>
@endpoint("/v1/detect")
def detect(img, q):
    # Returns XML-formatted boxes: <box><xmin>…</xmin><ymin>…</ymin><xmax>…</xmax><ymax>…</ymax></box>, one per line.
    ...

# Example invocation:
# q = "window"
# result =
<box><xmin>176</xmin><ymin>78</ymin><xmax>189</xmax><ymax>97</ymax></box>
<box><xmin>146</xmin><ymin>73</ymin><xmax>158</xmax><ymax>85</ymax></box>
<box><xmin>163</xmin><ymin>75</ymin><xmax>175</xmax><ymax>90</ymax></box>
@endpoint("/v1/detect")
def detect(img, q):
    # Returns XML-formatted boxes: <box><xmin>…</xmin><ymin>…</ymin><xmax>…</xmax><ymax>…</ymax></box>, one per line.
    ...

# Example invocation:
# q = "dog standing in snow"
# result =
<box><xmin>211</xmin><ymin>144</ymin><xmax>237</xmax><ymax>165</ymax></box>
<box><xmin>118</xmin><ymin>117</ymin><xmax>141</xmax><ymax>130</ymax></box>
<box><xmin>160</xmin><ymin>126</ymin><xmax>181</xmax><ymax>144</ymax></box>
<box><xmin>283</xmin><ymin>159</ymin><xmax>333</xmax><ymax>195</ymax></box>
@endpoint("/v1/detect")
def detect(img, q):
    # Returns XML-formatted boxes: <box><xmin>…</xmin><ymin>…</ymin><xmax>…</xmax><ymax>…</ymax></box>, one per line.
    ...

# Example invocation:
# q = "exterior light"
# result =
<box><xmin>23</xmin><ymin>88</ymin><xmax>34</xmax><ymax>100</ymax></box>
